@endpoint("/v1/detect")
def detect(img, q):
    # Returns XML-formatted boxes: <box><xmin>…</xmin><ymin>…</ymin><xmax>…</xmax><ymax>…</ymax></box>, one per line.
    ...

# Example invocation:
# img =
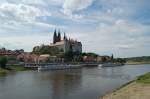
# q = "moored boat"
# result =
<box><xmin>38</xmin><ymin>64</ymin><xmax>82</xmax><ymax>71</ymax></box>
<box><xmin>101</xmin><ymin>63</ymin><xmax>124</xmax><ymax>67</ymax></box>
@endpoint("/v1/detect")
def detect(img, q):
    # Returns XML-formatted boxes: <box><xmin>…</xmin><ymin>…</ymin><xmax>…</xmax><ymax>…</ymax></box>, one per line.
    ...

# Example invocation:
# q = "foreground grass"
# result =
<box><xmin>136</xmin><ymin>72</ymin><xmax>150</xmax><ymax>84</ymax></box>
<box><xmin>0</xmin><ymin>66</ymin><xmax>29</xmax><ymax>77</ymax></box>
<box><xmin>101</xmin><ymin>72</ymin><xmax>150</xmax><ymax>99</ymax></box>
<box><xmin>0</xmin><ymin>68</ymin><xmax>9</xmax><ymax>76</ymax></box>
<box><xmin>10</xmin><ymin>65</ymin><xmax>29</xmax><ymax>71</ymax></box>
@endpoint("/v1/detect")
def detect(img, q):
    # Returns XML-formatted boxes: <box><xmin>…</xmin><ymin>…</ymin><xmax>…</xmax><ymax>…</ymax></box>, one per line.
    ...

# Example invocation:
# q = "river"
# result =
<box><xmin>0</xmin><ymin>64</ymin><xmax>150</xmax><ymax>99</ymax></box>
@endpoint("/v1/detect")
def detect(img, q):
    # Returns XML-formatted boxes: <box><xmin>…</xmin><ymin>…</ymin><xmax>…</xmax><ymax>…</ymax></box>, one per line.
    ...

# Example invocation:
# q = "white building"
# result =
<box><xmin>49</xmin><ymin>30</ymin><xmax>82</xmax><ymax>53</ymax></box>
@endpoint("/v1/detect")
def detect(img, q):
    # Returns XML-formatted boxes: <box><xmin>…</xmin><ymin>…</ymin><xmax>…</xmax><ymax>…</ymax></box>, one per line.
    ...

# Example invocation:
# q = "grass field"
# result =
<box><xmin>0</xmin><ymin>66</ymin><xmax>29</xmax><ymax>77</ymax></box>
<box><xmin>126</xmin><ymin>61</ymin><xmax>150</xmax><ymax>65</ymax></box>
<box><xmin>101</xmin><ymin>72</ymin><xmax>150</xmax><ymax>99</ymax></box>
<box><xmin>0</xmin><ymin>68</ymin><xmax>8</xmax><ymax>76</ymax></box>
<box><xmin>136</xmin><ymin>72</ymin><xmax>150</xmax><ymax>84</ymax></box>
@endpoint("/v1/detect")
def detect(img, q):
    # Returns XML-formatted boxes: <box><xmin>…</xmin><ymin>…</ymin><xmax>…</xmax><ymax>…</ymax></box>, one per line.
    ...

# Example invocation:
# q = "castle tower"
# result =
<box><xmin>63</xmin><ymin>32</ymin><xmax>67</xmax><ymax>40</ymax></box>
<box><xmin>53</xmin><ymin>29</ymin><xmax>57</xmax><ymax>44</ymax></box>
<box><xmin>58</xmin><ymin>30</ymin><xmax>61</xmax><ymax>42</ymax></box>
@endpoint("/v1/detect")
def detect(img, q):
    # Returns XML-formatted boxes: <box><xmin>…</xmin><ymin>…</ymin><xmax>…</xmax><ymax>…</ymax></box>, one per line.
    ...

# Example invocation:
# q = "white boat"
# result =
<box><xmin>98</xmin><ymin>64</ymin><xmax>103</xmax><ymax>67</ymax></box>
<box><xmin>38</xmin><ymin>64</ymin><xmax>82</xmax><ymax>71</ymax></box>
<box><xmin>101</xmin><ymin>63</ymin><xmax>124</xmax><ymax>67</ymax></box>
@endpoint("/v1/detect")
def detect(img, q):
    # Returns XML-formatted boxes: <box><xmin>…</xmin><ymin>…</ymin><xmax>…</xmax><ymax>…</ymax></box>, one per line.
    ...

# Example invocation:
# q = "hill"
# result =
<box><xmin>125</xmin><ymin>56</ymin><xmax>150</xmax><ymax>65</ymax></box>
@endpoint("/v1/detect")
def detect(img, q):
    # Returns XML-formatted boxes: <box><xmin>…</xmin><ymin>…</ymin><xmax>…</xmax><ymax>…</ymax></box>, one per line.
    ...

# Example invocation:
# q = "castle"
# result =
<box><xmin>49</xmin><ymin>30</ymin><xmax>82</xmax><ymax>53</ymax></box>
<box><xmin>33</xmin><ymin>30</ymin><xmax>82</xmax><ymax>54</ymax></box>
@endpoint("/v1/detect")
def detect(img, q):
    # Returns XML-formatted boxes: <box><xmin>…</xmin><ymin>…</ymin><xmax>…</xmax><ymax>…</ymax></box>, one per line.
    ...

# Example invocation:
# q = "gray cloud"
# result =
<box><xmin>0</xmin><ymin>0</ymin><xmax>150</xmax><ymax>57</ymax></box>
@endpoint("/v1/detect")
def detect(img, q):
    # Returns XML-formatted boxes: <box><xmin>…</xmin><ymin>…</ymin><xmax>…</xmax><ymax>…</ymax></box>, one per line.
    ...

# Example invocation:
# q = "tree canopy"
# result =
<box><xmin>32</xmin><ymin>45</ymin><xmax>60</xmax><ymax>56</ymax></box>
<box><xmin>0</xmin><ymin>56</ymin><xmax>8</xmax><ymax>68</ymax></box>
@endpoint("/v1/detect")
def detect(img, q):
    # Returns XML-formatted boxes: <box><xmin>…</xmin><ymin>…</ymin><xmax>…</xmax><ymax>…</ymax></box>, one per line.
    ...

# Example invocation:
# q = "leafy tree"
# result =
<box><xmin>102</xmin><ymin>57</ymin><xmax>107</xmax><ymax>62</ymax></box>
<box><xmin>0</xmin><ymin>56</ymin><xmax>8</xmax><ymax>68</ymax></box>
<box><xmin>32</xmin><ymin>45</ymin><xmax>60</xmax><ymax>56</ymax></box>
<box><xmin>125</xmin><ymin>56</ymin><xmax>150</xmax><ymax>62</ymax></box>
<box><xmin>64</xmin><ymin>51</ymin><xmax>74</xmax><ymax>62</ymax></box>
<box><xmin>81</xmin><ymin>52</ymin><xmax>98</xmax><ymax>57</ymax></box>
<box><xmin>113</xmin><ymin>58</ymin><xmax>126</xmax><ymax>64</ymax></box>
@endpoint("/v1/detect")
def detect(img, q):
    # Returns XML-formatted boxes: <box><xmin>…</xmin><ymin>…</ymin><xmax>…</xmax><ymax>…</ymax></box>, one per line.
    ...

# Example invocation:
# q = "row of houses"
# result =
<box><xmin>0</xmin><ymin>47</ymin><xmax>111</xmax><ymax>63</ymax></box>
<box><xmin>0</xmin><ymin>48</ymin><xmax>24</xmax><ymax>56</ymax></box>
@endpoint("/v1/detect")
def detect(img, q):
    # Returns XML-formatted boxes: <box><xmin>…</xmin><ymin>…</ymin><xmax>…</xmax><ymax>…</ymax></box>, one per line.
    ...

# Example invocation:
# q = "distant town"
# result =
<box><xmin>0</xmin><ymin>30</ymin><xmax>118</xmax><ymax>66</ymax></box>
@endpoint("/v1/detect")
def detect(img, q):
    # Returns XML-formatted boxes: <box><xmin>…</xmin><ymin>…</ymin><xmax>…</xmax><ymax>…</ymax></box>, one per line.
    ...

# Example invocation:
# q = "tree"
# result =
<box><xmin>102</xmin><ymin>57</ymin><xmax>107</xmax><ymax>62</ymax></box>
<box><xmin>0</xmin><ymin>56</ymin><xmax>8</xmax><ymax>68</ymax></box>
<box><xmin>113</xmin><ymin>58</ymin><xmax>126</xmax><ymax>64</ymax></box>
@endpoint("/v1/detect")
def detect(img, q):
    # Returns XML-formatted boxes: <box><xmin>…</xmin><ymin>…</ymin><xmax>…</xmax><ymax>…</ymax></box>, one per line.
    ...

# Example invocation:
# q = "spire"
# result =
<box><xmin>58</xmin><ymin>30</ymin><xmax>61</xmax><ymax>42</ymax></box>
<box><xmin>53</xmin><ymin>29</ymin><xmax>57</xmax><ymax>44</ymax></box>
<box><xmin>111</xmin><ymin>54</ymin><xmax>114</xmax><ymax>60</ymax></box>
<box><xmin>63</xmin><ymin>32</ymin><xmax>67</xmax><ymax>40</ymax></box>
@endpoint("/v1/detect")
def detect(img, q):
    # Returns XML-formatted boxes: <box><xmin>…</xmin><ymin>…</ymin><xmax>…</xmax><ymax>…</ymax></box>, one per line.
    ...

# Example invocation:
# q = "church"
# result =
<box><xmin>49</xmin><ymin>30</ymin><xmax>82</xmax><ymax>53</ymax></box>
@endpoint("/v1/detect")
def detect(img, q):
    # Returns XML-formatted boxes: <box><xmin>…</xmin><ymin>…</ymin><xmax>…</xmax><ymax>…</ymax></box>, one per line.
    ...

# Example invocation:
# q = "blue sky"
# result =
<box><xmin>0</xmin><ymin>0</ymin><xmax>150</xmax><ymax>57</ymax></box>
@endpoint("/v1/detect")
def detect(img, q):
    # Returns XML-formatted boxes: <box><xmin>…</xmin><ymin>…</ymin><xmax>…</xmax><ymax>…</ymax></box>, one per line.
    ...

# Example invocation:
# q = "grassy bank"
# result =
<box><xmin>101</xmin><ymin>72</ymin><xmax>150</xmax><ymax>99</ymax></box>
<box><xmin>125</xmin><ymin>56</ymin><xmax>150</xmax><ymax>65</ymax></box>
<box><xmin>0</xmin><ymin>66</ymin><xmax>29</xmax><ymax>77</ymax></box>
<box><xmin>126</xmin><ymin>61</ymin><xmax>150</xmax><ymax>65</ymax></box>
<box><xmin>0</xmin><ymin>68</ymin><xmax>9</xmax><ymax>76</ymax></box>
<box><xmin>136</xmin><ymin>72</ymin><xmax>150</xmax><ymax>84</ymax></box>
<box><xmin>10</xmin><ymin>65</ymin><xmax>29</xmax><ymax>71</ymax></box>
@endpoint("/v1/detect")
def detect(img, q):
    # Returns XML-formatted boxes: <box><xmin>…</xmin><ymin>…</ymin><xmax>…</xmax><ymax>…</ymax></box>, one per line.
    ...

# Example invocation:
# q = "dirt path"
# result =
<box><xmin>101</xmin><ymin>82</ymin><xmax>150</xmax><ymax>99</ymax></box>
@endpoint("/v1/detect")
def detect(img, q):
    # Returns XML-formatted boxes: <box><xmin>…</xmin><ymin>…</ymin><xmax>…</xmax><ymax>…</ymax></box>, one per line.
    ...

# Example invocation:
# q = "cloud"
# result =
<box><xmin>62</xmin><ymin>0</ymin><xmax>94</xmax><ymax>19</ymax></box>
<box><xmin>0</xmin><ymin>2</ymin><xmax>65</xmax><ymax>36</ymax></box>
<box><xmin>0</xmin><ymin>0</ymin><xmax>150</xmax><ymax>57</ymax></box>
<box><xmin>20</xmin><ymin>0</ymin><xmax>46</xmax><ymax>5</ymax></box>
<box><xmin>79</xmin><ymin>19</ymin><xmax>150</xmax><ymax>57</ymax></box>
<box><xmin>0</xmin><ymin>35</ymin><xmax>52</xmax><ymax>51</ymax></box>
<box><xmin>0</xmin><ymin>3</ymin><xmax>51</xmax><ymax>22</ymax></box>
<box><xmin>63</xmin><ymin>0</ymin><xmax>94</xmax><ymax>12</ymax></box>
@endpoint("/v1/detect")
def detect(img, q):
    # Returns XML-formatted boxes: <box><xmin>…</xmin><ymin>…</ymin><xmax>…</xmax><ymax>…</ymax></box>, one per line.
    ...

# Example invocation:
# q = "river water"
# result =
<box><xmin>0</xmin><ymin>64</ymin><xmax>150</xmax><ymax>99</ymax></box>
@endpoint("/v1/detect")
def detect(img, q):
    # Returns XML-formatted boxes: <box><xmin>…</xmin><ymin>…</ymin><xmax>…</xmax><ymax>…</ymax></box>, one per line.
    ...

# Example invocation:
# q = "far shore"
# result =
<box><xmin>125</xmin><ymin>61</ymin><xmax>150</xmax><ymax>65</ymax></box>
<box><xmin>101</xmin><ymin>72</ymin><xmax>150</xmax><ymax>99</ymax></box>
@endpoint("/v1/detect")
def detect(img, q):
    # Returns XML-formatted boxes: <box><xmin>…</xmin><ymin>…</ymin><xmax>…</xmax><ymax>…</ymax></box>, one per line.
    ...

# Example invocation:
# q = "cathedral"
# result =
<box><xmin>50</xmin><ymin>30</ymin><xmax>82</xmax><ymax>53</ymax></box>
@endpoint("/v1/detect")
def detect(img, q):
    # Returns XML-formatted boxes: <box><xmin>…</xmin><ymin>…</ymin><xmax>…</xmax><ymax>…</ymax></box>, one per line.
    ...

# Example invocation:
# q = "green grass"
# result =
<box><xmin>136</xmin><ymin>72</ymin><xmax>150</xmax><ymax>84</ymax></box>
<box><xmin>10</xmin><ymin>65</ymin><xmax>29</xmax><ymax>71</ymax></box>
<box><xmin>0</xmin><ymin>66</ymin><xmax>29</xmax><ymax>77</ymax></box>
<box><xmin>0</xmin><ymin>68</ymin><xmax>8</xmax><ymax>76</ymax></box>
<box><xmin>126</xmin><ymin>61</ymin><xmax>150</xmax><ymax>65</ymax></box>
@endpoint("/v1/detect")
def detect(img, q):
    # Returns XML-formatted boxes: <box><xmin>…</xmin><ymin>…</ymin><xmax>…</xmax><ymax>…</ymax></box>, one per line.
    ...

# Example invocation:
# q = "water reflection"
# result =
<box><xmin>37</xmin><ymin>69</ymin><xmax>82</xmax><ymax>99</ymax></box>
<box><xmin>0</xmin><ymin>65</ymin><xmax>150</xmax><ymax>99</ymax></box>
<box><xmin>98</xmin><ymin>67</ymin><xmax>131</xmax><ymax>80</ymax></box>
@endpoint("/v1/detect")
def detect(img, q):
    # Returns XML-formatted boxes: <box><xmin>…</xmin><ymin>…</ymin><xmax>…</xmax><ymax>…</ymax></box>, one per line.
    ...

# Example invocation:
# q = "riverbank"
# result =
<box><xmin>101</xmin><ymin>72</ymin><xmax>150</xmax><ymax>99</ymax></box>
<box><xmin>0</xmin><ymin>68</ymin><xmax>9</xmax><ymax>76</ymax></box>
<box><xmin>126</xmin><ymin>61</ymin><xmax>150</xmax><ymax>65</ymax></box>
<box><xmin>0</xmin><ymin>66</ymin><xmax>29</xmax><ymax>77</ymax></box>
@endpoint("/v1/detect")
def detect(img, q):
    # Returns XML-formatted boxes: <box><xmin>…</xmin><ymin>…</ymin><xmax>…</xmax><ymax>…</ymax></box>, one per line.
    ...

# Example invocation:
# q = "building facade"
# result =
<box><xmin>50</xmin><ymin>30</ymin><xmax>82</xmax><ymax>53</ymax></box>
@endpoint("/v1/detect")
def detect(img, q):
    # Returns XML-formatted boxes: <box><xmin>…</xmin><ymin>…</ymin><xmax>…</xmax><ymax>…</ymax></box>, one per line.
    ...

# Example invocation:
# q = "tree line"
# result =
<box><xmin>0</xmin><ymin>56</ymin><xmax>8</xmax><ymax>68</ymax></box>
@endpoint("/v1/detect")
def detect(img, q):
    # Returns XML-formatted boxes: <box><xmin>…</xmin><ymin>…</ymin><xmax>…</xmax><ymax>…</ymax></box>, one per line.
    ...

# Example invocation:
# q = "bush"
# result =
<box><xmin>0</xmin><ymin>56</ymin><xmax>8</xmax><ymax>68</ymax></box>
<box><xmin>0</xmin><ymin>68</ymin><xmax>8</xmax><ymax>76</ymax></box>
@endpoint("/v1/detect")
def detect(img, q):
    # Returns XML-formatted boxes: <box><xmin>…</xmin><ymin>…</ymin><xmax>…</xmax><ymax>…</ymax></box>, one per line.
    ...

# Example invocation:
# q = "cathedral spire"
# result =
<box><xmin>53</xmin><ymin>29</ymin><xmax>57</xmax><ymax>44</ymax></box>
<box><xmin>58</xmin><ymin>30</ymin><xmax>61</xmax><ymax>42</ymax></box>
<box><xmin>64</xmin><ymin>32</ymin><xmax>67</xmax><ymax>40</ymax></box>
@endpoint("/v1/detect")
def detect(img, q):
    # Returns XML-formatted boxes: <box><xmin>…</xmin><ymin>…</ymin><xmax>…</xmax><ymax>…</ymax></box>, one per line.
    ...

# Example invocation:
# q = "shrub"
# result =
<box><xmin>0</xmin><ymin>56</ymin><xmax>8</xmax><ymax>68</ymax></box>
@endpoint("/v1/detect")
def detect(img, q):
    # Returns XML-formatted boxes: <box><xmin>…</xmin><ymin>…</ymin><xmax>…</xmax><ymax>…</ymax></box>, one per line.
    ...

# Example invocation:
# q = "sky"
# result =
<box><xmin>0</xmin><ymin>0</ymin><xmax>150</xmax><ymax>57</ymax></box>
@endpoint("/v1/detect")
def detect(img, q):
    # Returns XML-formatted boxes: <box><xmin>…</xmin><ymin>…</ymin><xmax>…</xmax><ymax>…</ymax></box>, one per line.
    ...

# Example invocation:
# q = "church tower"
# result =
<box><xmin>63</xmin><ymin>32</ymin><xmax>67</xmax><ymax>40</ymax></box>
<box><xmin>53</xmin><ymin>29</ymin><xmax>57</xmax><ymax>44</ymax></box>
<box><xmin>58</xmin><ymin>30</ymin><xmax>61</xmax><ymax>42</ymax></box>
